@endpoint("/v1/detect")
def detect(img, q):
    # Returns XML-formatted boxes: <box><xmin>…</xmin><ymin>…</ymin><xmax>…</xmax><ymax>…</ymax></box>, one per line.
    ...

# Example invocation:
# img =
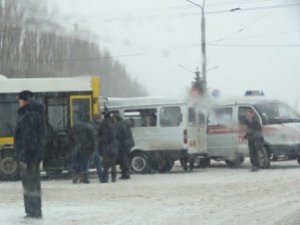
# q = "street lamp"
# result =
<box><xmin>186</xmin><ymin>0</ymin><xmax>207</xmax><ymax>93</ymax></box>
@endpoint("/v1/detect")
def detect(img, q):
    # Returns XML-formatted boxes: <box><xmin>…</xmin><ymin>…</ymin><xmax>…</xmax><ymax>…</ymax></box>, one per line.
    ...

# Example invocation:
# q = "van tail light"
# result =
<box><xmin>183</xmin><ymin>129</ymin><xmax>188</xmax><ymax>144</ymax></box>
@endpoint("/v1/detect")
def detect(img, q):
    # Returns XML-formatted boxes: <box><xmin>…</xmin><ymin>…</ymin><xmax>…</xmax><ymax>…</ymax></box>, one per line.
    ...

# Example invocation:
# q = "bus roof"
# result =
<box><xmin>0</xmin><ymin>76</ymin><xmax>97</xmax><ymax>93</ymax></box>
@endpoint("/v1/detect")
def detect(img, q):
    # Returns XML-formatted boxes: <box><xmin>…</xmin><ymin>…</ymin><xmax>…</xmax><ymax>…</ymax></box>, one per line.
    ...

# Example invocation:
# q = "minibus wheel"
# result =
<box><xmin>0</xmin><ymin>152</ymin><xmax>20</xmax><ymax>180</ymax></box>
<box><xmin>158</xmin><ymin>159</ymin><xmax>174</xmax><ymax>173</ymax></box>
<box><xmin>197</xmin><ymin>158</ymin><xmax>210</xmax><ymax>168</ymax></box>
<box><xmin>258</xmin><ymin>147</ymin><xmax>270</xmax><ymax>169</ymax></box>
<box><xmin>130</xmin><ymin>152</ymin><xmax>151</xmax><ymax>174</ymax></box>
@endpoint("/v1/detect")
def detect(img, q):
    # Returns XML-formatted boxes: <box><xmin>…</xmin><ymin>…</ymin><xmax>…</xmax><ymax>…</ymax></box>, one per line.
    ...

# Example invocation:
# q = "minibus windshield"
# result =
<box><xmin>255</xmin><ymin>102</ymin><xmax>300</xmax><ymax>125</ymax></box>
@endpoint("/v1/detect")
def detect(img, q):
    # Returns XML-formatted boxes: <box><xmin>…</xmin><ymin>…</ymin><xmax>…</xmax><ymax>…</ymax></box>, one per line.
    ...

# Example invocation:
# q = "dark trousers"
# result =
<box><xmin>72</xmin><ymin>153</ymin><xmax>90</xmax><ymax>172</ymax></box>
<box><xmin>102</xmin><ymin>145</ymin><xmax>118</xmax><ymax>183</ymax></box>
<box><xmin>86</xmin><ymin>151</ymin><xmax>103</xmax><ymax>182</ymax></box>
<box><xmin>20</xmin><ymin>162</ymin><xmax>42</xmax><ymax>217</ymax></box>
<box><xmin>248</xmin><ymin>135</ymin><xmax>263</xmax><ymax>168</ymax></box>
<box><xmin>119</xmin><ymin>148</ymin><xmax>130</xmax><ymax>177</ymax></box>
<box><xmin>72</xmin><ymin>153</ymin><xmax>91</xmax><ymax>183</ymax></box>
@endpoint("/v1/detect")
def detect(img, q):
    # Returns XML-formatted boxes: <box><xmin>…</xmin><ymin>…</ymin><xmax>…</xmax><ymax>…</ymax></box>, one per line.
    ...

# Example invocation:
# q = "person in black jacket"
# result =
<box><xmin>113</xmin><ymin>114</ymin><xmax>134</xmax><ymax>179</ymax></box>
<box><xmin>245</xmin><ymin>108</ymin><xmax>264</xmax><ymax>172</ymax></box>
<box><xmin>98</xmin><ymin>113</ymin><xmax>118</xmax><ymax>183</ymax></box>
<box><xmin>14</xmin><ymin>90</ymin><xmax>47</xmax><ymax>218</ymax></box>
<box><xmin>70</xmin><ymin>116</ymin><xmax>98</xmax><ymax>184</ymax></box>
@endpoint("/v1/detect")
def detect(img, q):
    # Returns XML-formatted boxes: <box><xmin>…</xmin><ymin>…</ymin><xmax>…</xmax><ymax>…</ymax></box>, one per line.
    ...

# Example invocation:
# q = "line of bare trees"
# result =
<box><xmin>0</xmin><ymin>0</ymin><xmax>147</xmax><ymax>97</ymax></box>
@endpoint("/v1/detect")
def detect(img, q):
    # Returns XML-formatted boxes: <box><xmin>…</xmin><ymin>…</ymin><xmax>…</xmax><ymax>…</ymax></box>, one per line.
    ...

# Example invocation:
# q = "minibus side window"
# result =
<box><xmin>238</xmin><ymin>107</ymin><xmax>258</xmax><ymax>125</ymax></box>
<box><xmin>188</xmin><ymin>107</ymin><xmax>197</xmax><ymax>126</ymax></box>
<box><xmin>208</xmin><ymin>108</ymin><xmax>232</xmax><ymax>126</ymax></box>
<box><xmin>124</xmin><ymin>109</ymin><xmax>157</xmax><ymax>127</ymax></box>
<box><xmin>198</xmin><ymin>112</ymin><xmax>206</xmax><ymax>125</ymax></box>
<box><xmin>160</xmin><ymin>107</ymin><xmax>182</xmax><ymax>127</ymax></box>
<box><xmin>124</xmin><ymin>110</ymin><xmax>142</xmax><ymax>127</ymax></box>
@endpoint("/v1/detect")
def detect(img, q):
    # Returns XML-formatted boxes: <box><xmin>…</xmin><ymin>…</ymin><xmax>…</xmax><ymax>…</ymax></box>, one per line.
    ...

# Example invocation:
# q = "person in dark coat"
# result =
<box><xmin>113</xmin><ymin>113</ymin><xmax>134</xmax><ymax>179</ymax></box>
<box><xmin>86</xmin><ymin>114</ymin><xmax>104</xmax><ymax>182</ymax></box>
<box><xmin>14</xmin><ymin>90</ymin><xmax>47</xmax><ymax>218</ymax></box>
<box><xmin>245</xmin><ymin>108</ymin><xmax>264</xmax><ymax>172</ymax></box>
<box><xmin>98</xmin><ymin>113</ymin><xmax>118</xmax><ymax>183</ymax></box>
<box><xmin>70</xmin><ymin>116</ymin><xmax>98</xmax><ymax>184</ymax></box>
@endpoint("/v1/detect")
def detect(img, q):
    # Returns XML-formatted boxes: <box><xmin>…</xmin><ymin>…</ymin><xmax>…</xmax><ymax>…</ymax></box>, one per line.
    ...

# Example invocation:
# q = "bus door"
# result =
<box><xmin>70</xmin><ymin>95</ymin><xmax>92</xmax><ymax>127</ymax></box>
<box><xmin>207</xmin><ymin>107</ymin><xmax>235</xmax><ymax>159</ymax></box>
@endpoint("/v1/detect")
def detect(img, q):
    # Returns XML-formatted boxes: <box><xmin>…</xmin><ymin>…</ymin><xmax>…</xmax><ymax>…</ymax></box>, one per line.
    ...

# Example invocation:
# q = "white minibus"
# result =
<box><xmin>104</xmin><ymin>97</ymin><xmax>208</xmax><ymax>173</ymax></box>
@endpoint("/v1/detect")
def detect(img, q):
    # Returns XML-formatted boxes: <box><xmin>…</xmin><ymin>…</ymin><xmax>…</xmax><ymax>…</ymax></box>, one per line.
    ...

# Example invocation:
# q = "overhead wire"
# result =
<box><xmin>209</xmin><ymin>0</ymin><xmax>290</xmax><ymax>43</ymax></box>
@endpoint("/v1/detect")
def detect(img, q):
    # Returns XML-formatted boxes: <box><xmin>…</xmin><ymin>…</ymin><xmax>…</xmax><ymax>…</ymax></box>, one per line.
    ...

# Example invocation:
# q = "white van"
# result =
<box><xmin>104</xmin><ymin>97</ymin><xmax>208</xmax><ymax>173</ymax></box>
<box><xmin>207</xmin><ymin>97</ymin><xmax>300</xmax><ymax>168</ymax></box>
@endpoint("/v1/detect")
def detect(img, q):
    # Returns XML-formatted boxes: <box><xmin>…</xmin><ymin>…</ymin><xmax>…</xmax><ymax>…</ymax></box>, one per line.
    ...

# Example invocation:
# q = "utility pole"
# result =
<box><xmin>186</xmin><ymin>0</ymin><xmax>207</xmax><ymax>92</ymax></box>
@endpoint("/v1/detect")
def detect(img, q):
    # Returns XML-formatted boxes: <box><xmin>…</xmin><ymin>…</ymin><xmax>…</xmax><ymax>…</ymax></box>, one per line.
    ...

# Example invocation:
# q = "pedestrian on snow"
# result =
<box><xmin>98</xmin><ymin>113</ymin><xmax>118</xmax><ymax>183</ymax></box>
<box><xmin>14</xmin><ymin>90</ymin><xmax>47</xmax><ymax>218</ymax></box>
<box><xmin>86</xmin><ymin>114</ymin><xmax>104</xmax><ymax>182</ymax></box>
<box><xmin>113</xmin><ymin>113</ymin><xmax>134</xmax><ymax>179</ymax></box>
<box><xmin>245</xmin><ymin>108</ymin><xmax>264</xmax><ymax>172</ymax></box>
<box><xmin>70</xmin><ymin>114</ymin><xmax>98</xmax><ymax>184</ymax></box>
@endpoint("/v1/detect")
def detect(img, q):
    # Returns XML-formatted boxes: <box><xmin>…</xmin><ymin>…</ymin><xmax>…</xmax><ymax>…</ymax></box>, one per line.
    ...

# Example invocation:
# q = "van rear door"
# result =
<box><xmin>187</xmin><ymin>107</ymin><xmax>199</xmax><ymax>154</ymax></box>
<box><xmin>207</xmin><ymin>107</ymin><xmax>235</xmax><ymax>159</ymax></box>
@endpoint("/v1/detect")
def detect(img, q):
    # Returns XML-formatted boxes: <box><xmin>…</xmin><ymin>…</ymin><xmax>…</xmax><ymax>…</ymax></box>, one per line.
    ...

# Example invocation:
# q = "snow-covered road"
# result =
<box><xmin>1</xmin><ymin>160</ymin><xmax>300</xmax><ymax>225</ymax></box>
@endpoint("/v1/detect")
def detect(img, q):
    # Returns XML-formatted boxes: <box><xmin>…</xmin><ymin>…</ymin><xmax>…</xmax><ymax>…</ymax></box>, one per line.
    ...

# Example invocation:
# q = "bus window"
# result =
<box><xmin>208</xmin><ymin>108</ymin><xmax>232</xmax><ymax>126</ymax></box>
<box><xmin>47</xmin><ymin>98</ymin><xmax>68</xmax><ymax>131</ymax></box>
<box><xmin>0</xmin><ymin>96</ymin><xmax>18</xmax><ymax>137</ymax></box>
<box><xmin>71</xmin><ymin>97</ymin><xmax>91</xmax><ymax>126</ymax></box>
<box><xmin>160</xmin><ymin>106</ymin><xmax>182</xmax><ymax>127</ymax></box>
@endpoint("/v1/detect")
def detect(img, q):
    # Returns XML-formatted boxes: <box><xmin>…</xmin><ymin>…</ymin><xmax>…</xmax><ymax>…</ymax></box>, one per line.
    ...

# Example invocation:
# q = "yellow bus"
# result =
<box><xmin>0</xmin><ymin>76</ymin><xmax>100</xmax><ymax>180</ymax></box>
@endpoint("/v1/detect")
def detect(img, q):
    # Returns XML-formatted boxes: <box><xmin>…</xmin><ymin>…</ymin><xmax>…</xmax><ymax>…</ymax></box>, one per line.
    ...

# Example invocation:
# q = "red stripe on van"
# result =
<box><xmin>208</xmin><ymin>125</ymin><xmax>240</xmax><ymax>134</ymax></box>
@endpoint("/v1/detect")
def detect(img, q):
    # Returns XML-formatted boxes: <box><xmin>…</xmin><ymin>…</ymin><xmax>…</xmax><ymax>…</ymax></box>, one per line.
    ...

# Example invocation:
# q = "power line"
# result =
<box><xmin>207</xmin><ymin>43</ymin><xmax>300</xmax><ymax>47</ymax></box>
<box><xmin>205</xmin><ymin>0</ymin><xmax>283</xmax><ymax>7</ymax></box>
<box><xmin>181</xmin><ymin>2</ymin><xmax>300</xmax><ymax>15</ymax></box>
<box><xmin>210</xmin><ymin>0</ymin><xmax>290</xmax><ymax>42</ymax></box>
<box><xmin>212</xmin><ymin>30</ymin><xmax>300</xmax><ymax>42</ymax></box>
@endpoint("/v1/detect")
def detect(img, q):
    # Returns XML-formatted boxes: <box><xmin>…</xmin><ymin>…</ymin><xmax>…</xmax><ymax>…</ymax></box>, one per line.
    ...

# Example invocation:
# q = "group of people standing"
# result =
<box><xmin>13</xmin><ymin>90</ymin><xmax>134</xmax><ymax>219</ymax></box>
<box><xmin>70</xmin><ymin>110</ymin><xmax>134</xmax><ymax>184</ymax></box>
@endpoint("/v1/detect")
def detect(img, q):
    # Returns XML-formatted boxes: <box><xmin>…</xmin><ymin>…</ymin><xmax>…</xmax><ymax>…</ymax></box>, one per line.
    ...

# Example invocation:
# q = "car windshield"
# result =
<box><xmin>255</xmin><ymin>102</ymin><xmax>300</xmax><ymax>124</ymax></box>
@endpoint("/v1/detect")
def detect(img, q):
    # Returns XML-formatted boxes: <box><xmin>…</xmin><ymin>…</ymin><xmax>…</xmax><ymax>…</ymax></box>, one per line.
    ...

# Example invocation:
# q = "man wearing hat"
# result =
<box><xmin>14</xmin><ymin>90</ymin><xmax>47</xmax><ymax>218</ymax></box>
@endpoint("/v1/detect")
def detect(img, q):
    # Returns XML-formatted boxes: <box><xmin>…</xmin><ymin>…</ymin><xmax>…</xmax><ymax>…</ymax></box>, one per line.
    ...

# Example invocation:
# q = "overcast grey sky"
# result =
<box><xmin>53</xmin><ymin>0</ymin><xmax>300</xmax><ymax>107</ymax></box>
